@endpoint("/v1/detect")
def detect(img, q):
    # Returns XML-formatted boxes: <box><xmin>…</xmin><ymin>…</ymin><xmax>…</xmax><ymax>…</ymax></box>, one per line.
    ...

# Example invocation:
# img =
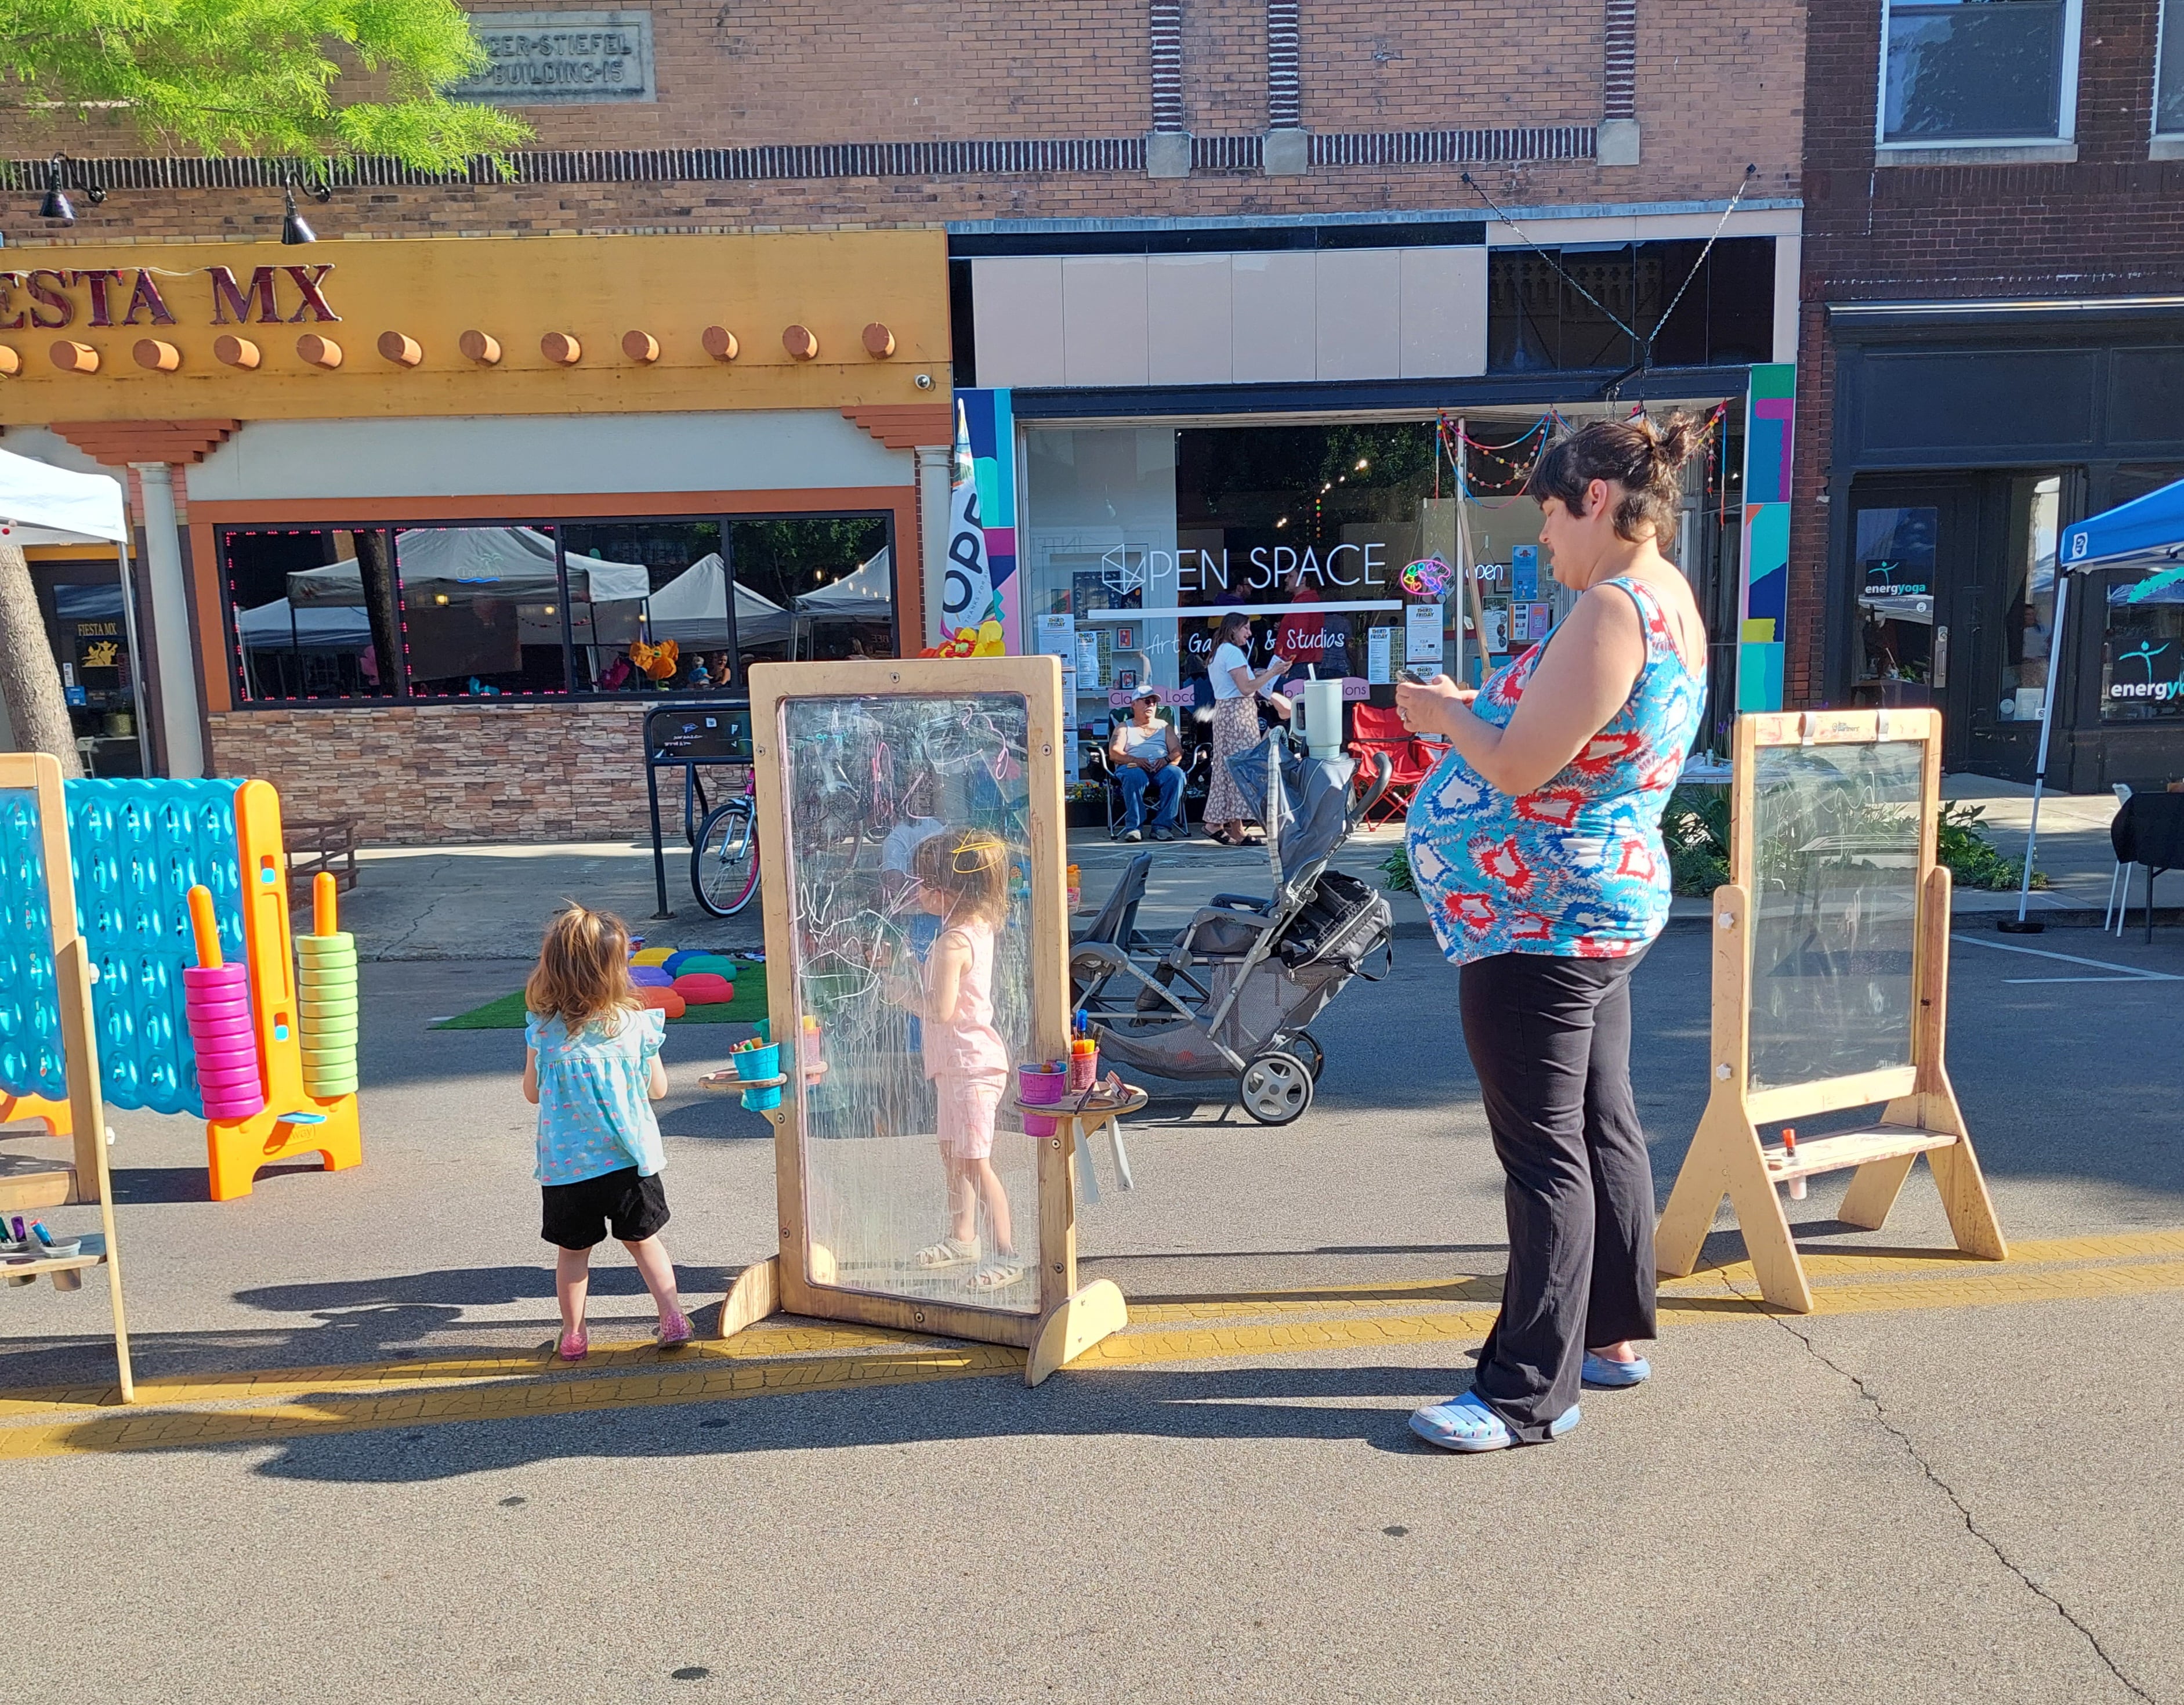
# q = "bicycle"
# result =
<box><xmin>691</xmin><ymin>769</ymin><xmax>762</xmax><ymax>917</ymax></box>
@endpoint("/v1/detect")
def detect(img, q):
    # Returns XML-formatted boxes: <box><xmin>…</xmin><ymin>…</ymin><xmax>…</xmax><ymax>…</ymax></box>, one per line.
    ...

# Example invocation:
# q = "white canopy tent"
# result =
<box><xmin>644</xmin><ymin>552</ymin><xmax>787</xmax><ymax>648</ymax></box>
<box><xmin>0</xmin><ymin>446</ymin><xmax>151</xmax><ymax>776</ymax></box>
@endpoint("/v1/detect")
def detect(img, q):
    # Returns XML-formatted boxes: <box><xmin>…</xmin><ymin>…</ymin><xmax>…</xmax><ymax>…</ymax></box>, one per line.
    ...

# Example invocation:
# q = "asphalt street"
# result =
<box><xmin>2</xmin><ymin>920</ymin><xmax>2180</xmax><ymax>1703</ymax></box>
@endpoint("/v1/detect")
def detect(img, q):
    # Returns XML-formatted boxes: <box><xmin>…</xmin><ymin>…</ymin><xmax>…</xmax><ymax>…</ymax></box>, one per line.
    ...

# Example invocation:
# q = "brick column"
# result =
<box><xmin>1264</xmin><ymin>2</ymin><xmax>1309</xmax><ymax>176</ymax></box>
<box><xmin>1147</xmin><ymin>0</ymin><xmax>1190</xmax><ymax>178</ymax></box>
<box><xmin>1600</xmin><ymin>0</ymin><xmax>1641</xmax><ymax>164</ymax></box>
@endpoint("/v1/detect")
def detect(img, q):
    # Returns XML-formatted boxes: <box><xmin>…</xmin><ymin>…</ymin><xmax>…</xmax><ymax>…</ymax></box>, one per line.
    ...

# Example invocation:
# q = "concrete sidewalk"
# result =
<box><xmin>332</xmin><ymin>770</ymin><xmax>2131</xmax><ymax>962</ymax></box>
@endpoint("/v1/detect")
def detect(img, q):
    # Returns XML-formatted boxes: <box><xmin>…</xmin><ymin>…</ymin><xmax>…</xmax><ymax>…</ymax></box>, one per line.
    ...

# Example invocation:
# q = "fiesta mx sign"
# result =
<box><xmin>0</xmin><ymin>265</ymin><xmax>339</xmax><ymax>330</ymax></box>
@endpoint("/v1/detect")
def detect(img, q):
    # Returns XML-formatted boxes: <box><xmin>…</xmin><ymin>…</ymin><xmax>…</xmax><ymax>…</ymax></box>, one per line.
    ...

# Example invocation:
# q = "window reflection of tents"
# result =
<box><xmin>245</xmin><ymin>527</ymin><xmax>892</xmax><ymax>681</ymax></box>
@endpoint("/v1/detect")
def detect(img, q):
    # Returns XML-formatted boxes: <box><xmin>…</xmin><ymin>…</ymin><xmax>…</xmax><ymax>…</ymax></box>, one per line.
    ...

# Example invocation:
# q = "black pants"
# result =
<box><xmin>1459</xmin><ymin>948</ymin><xmax>1657</xmax><ymax>1442</ymax></box>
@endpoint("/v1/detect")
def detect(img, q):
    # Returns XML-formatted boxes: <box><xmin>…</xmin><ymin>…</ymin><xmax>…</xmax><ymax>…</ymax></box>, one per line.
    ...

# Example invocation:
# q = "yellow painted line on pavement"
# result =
<box><xmin>4</xmin><ymin>1241</ymin><xmax>2183</xmax><ymax>1460</ymax></box>
<box><xmin>0</xmin><ymin>1319</ymin><xmax>939</xmax><ymax>1420</ymax></box>
<box><xmin>0</xmin><ymin>1344</ymin><xmax>1023</xmax><ymax>1460</ymax></box>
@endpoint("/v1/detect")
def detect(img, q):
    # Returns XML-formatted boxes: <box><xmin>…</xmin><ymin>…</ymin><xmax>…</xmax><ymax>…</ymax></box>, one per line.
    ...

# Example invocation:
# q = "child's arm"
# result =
<box><xmin>648</xmin><ymin>1054</ymin><xmax>668</xmax><ymax>1100</ymax></box>
<box><xmin>522</xmin><ymin>1047</ymin><xmax>541</xmax><ymax>1106</ymax></box>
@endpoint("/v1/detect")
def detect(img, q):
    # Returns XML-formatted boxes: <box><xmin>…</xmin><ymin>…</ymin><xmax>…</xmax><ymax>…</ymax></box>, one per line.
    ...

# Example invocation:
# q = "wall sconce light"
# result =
<box><xmin>39</xmin><ymin>155</ymin><xmax>105</xmax><ymax>225</ymax></box>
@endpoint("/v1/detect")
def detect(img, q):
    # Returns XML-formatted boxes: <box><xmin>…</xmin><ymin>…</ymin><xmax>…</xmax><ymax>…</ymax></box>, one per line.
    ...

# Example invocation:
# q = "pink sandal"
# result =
<box><xmin>557</xmin><ymin>1327</ymin><xmax>589</xmax><ymax>1363</ymax></box>
<box><xmin>657</xmin><ymin>1312</ymin><xmax>694</xmax><ymax>1350</ymax></box>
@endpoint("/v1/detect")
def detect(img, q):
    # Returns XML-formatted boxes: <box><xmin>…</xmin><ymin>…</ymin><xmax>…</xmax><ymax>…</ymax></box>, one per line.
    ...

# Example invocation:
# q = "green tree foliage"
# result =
<box><xmin>0</xmin><ymin>0</ymin><xmax>531</xmax><ymax>172</ymax></box>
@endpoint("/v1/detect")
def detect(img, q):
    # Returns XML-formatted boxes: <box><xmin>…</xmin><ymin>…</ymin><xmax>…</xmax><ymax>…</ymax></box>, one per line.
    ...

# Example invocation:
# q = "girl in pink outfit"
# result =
<box><xmin>888</xmin><ymin>827</ymin><xmax>1020</xmax><ymax>1290</ymax></box>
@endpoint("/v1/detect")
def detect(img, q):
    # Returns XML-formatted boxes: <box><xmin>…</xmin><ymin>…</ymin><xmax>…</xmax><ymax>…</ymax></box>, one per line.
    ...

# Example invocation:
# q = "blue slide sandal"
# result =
<box><xmin>1581</xmin><ymin>1351</ymin><xmax>1650</xmax><ymax>1388</ymax></box>
<box><xmin>1409</xmin><ymin>1390</ymin><xmax>1581</xmax><ymax>1453</ymax></box>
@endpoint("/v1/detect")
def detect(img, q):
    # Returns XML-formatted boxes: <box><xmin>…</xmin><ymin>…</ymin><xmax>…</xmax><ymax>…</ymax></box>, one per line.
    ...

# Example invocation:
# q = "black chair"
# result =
<box><xmin>1084</xmin><ymin>707</ymin><xmax>1208</xmax><ymax>838</ymax></box>
<box><xmin>2110</xmin><ymin>791</ymin><xmax>2184</xmax><ymax>943</ymax></box>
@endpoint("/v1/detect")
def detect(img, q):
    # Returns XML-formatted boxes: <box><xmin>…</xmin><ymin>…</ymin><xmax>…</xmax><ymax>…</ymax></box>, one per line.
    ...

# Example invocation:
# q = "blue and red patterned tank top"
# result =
<box><xmin>1406</xmin><ymin>576</ymin><xmax>1704</xmax><ymax>965</ymax></box>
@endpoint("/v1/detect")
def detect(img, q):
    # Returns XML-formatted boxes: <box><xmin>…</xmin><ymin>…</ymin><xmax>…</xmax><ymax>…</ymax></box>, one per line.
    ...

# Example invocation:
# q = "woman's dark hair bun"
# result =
<box><xmin>1526</xmin><ymin>410</ymin><xmax>1704</xmax><ymax>544</ymax></box>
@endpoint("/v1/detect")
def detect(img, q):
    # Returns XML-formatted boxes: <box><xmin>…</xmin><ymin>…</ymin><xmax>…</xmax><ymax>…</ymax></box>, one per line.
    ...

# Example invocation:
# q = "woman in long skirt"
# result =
<box><xmin>1201</xmin><ymin>610</ymin><xmax>1290</xmax><ymax>845</ymax></box>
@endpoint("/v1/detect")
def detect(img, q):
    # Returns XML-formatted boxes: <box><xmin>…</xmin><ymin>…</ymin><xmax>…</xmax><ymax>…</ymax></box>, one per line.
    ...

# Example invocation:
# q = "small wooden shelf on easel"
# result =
<box><xmin>1654</xmin><ymin>709</ymin><xmax>2007</xmax><ymax>1315</ymax></box>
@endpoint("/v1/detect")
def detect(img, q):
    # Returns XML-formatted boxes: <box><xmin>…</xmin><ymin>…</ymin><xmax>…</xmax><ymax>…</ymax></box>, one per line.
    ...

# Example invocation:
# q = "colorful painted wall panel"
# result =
<box><xmin>1737</xmin><ymin>363</ymin><xmax>1795</xmax><ymax>711</ymax></box>
<box><xmin>953</xmin><ymin>388</ymin><xmax>1020</xmax><ymax>651</ymax></box>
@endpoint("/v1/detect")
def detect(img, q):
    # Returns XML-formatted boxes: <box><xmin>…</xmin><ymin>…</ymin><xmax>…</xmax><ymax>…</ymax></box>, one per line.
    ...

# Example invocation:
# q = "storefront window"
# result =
<box><xmin>218</xmin><ymin>511</ymin><xmax>900</xmax><ymax>708</ymax></box>
<box><xmin>1853</xmin><ymin>506</ymin><xmax>1939</xmax><ymax>705</ymax></box>
<box><xmin>561</xmin><ymin>520</ymin><xmax>727</xmax><ymax>694</ymax></box>
<box><xmin>1487</xmin><ymin>238</ymin><xmax>1775</xmax><ymax>374</ymax></box>
<box><xmin>2101</xmin><ymin>468</ymin><xmax>2184</xmax><ymax>722</ymax></box>
<box><xmin>392</xmin><ymin>525</ymin><xmax>570</xmax><ymax>698</ymax></box>
<box><xmin>727</xmin><ymin>517</ymin><xmax>894</xmax><ymax>670</ymax></box>
<box><xmin>224</xmin><ymin>527</ymin><xmax>403</xmax><ymax>703</ymax></box>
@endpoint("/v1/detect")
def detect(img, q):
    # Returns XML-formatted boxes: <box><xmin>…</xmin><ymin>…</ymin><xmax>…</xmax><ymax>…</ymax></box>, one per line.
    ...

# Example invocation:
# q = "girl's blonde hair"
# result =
<box><xmin>914</xmin><ymin>827</ymin><xmax>1011</xmax><ymax>929</ymax></box>
<box><xmin>526</xmin><ymin>903</ymin><xmax>639</xmax><ymax>1031</ymax></box>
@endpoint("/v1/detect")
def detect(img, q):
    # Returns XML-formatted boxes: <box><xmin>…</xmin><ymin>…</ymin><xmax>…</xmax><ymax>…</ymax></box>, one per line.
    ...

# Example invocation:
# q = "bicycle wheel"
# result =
<box><xmin>691</xmin><ymin>801</ymin><xmax>762</xmax><ymax>917</ymax></box>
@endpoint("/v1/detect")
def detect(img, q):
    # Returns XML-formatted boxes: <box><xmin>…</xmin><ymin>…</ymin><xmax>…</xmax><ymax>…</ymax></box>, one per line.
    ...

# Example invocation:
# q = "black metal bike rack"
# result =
<box><xmin>644</xmin><ymin>701</ymin><xmax>753</xmax><ymax>919</ymax></box>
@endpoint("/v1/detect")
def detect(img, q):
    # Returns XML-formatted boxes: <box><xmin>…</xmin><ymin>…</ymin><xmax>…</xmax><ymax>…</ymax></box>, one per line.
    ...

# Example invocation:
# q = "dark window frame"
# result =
<box><xmin>215</xmin><ymin>505</ymin><xmax>900</xmax><ymax>711</ymax></box>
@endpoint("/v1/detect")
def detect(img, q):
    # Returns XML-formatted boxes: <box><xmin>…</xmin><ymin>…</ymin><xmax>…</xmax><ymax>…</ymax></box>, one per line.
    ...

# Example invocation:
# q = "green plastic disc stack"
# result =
<box><xmin>296</xmin><ymin>929</ymin><xmax>360</xmax><ymax>1096</ymax></box>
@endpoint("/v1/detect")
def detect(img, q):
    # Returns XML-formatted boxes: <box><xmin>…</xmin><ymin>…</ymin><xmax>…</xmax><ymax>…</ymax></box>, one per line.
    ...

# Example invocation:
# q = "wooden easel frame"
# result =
<box><xmin>0</xmin><ymin>753</ymin><xmax>133</xmax><ymax>1400</ymax></box>
<box><xmin>718</xmin><ymin>658</ymin><xmax>1125</xmax><ymax>1383</ymax></box>
<box><xmin>1655</xmin><ymin>709</ymin><xmax>2006</xmax><ymax>1312</ymax></box>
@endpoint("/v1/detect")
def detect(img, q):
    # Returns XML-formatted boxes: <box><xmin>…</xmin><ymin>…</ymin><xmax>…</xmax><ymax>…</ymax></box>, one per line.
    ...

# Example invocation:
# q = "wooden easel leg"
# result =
<box><xmin>1656</xmin><ymin>1100</ymin><xmax>1737</xmax><ymax>1279</ymax></box>
<box><xmin>716</xmin><ymin>1255</ymin><xmax>781</xmax><ymax>1342</ymax></box>
<box><xmin>1723</xmin><ymin>1154</ymin><xmax>1815</xmax><ymax>1313</ymax></box>
<box><xmin>1027</xmin><ymin>1278</ymin><xmax>1127</xmax><ymax>1387</ymax></box>
<box><xmin>1929</xmin><ymin>1134</ymin><xmax>2008</xmax><ymax>1261</ymax></box>
<box><xmin>1837</xmin><ymin>1152</ymin><xmax>1918</xmax><ymax>1230</ymax></box>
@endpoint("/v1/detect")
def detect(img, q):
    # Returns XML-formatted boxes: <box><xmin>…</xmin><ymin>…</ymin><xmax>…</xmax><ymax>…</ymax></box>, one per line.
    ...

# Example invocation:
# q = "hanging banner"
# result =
<box><xmin>933</xmin><ymin>388</ymin><xmax>1020</xmax><ymax>653</ymax></box>
<box><xmin>1737</xmin><ymin>363</ymin><xmax>1795</xmax><ymax>712</ymax></box>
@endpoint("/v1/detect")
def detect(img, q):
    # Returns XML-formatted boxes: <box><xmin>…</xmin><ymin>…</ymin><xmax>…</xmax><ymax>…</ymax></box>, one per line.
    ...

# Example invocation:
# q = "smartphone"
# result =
<box><xmin>1403</xmin><ymin>665</ymin><xmax>1442</xmax><ymax>685</ymax></box>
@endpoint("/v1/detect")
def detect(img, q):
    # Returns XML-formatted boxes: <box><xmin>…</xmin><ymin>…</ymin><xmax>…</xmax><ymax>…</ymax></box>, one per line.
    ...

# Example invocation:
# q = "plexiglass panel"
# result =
<box><xmin>1746</xmin><ymin>740</ymin><xmax>1924</xmax><ymax>1093</ymax></box>
<box><xmin>780</xmin><ymin>692</ymin><xmax>1041</xmax><ymax>1313</ymax></box>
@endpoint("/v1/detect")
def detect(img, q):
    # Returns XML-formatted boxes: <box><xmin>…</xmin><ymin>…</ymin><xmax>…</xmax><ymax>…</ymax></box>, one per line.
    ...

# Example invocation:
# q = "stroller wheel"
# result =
<box><xmin>1240</xmin><ymin>1051</ymin><xmax>1314</xmax><ymax>1125</ymax></box>
<box><xmin>1280</xmin><ymin>1030</ymin><xmax>1325</xmax><ymax>1082</ymax></box>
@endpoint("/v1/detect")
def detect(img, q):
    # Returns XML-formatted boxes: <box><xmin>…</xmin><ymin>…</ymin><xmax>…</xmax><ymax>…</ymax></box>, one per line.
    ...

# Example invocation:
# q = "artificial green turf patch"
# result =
<box><xmin>432</xmin><ymin>963</ymin><xmax>768</xmax><ymax>1029</ymax></box>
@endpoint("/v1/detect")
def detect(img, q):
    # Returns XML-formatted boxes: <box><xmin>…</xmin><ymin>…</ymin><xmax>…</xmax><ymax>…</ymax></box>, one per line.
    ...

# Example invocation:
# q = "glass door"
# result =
<box><xmin>1847</xmin><ymin>477</ymin><xmax>1978</xmax><ymax>769</ymax></box>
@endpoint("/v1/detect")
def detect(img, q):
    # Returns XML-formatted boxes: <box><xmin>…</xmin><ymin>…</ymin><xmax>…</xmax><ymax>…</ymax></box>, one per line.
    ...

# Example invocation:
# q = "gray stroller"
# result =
<box><xmin>1070</xmin><ymin>732</ymin><xmax>1394</xmax><ymax>1124</ymax></box>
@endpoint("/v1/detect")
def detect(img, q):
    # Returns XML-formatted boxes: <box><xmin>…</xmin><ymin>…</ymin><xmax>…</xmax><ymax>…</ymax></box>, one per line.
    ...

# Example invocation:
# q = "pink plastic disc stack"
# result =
<box><xmin>184</xmin><ymin>961</ymin><xmax>265</xmax><ymax>1120</ymax></box>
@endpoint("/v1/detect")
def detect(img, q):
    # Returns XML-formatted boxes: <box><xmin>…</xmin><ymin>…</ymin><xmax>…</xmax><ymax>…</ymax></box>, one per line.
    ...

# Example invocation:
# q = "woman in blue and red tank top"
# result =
<box><xmin>1396</xmin><ymin>414</ymin><xmax>1708</xmax><ymax>1454</ymax></box>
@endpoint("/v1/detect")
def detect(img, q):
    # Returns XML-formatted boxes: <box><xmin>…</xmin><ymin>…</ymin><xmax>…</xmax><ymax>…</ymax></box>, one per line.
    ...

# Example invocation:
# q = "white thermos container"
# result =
<box><xmin>1291</xmin><ymin>676</ymin><xmax>1346</xmax><ymax>760</ymax></box>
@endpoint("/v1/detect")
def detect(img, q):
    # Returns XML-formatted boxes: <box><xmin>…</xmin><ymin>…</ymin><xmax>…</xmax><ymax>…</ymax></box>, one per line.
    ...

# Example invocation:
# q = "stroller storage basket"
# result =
<box><xmin>1277</xmin><ymin>868</ymin><xmax>1391</xmax><ymax>972</ymax></box>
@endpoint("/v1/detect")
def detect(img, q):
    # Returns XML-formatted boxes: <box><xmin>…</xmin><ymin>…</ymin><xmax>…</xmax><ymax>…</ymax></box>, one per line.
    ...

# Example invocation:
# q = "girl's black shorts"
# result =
<box><xmin>541</xmin><ymin>1166</ymin><xmax>670</xmax><ymax>1250</ymax></box>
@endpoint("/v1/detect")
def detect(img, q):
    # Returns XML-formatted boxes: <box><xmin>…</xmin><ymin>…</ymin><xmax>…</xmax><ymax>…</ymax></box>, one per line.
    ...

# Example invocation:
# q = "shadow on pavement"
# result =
<box><xmin>243</xmin><ymin>1358</ymin><xmax>1491</xmax><ymax>1484</ymax></box>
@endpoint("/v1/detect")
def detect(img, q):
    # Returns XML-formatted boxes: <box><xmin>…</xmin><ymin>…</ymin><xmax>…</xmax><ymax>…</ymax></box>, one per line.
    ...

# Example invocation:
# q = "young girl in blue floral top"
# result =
<box><xmin>523</xmin><ymin>904</ymin><xmax>691</xmax><ymax>1362</ymax></box>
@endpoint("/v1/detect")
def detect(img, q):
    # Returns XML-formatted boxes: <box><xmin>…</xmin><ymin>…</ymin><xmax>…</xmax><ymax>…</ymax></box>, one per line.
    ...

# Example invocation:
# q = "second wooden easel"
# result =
<box><xmin>1655</xmin><ymin>709</ymin><xmax>2007</xmax><ymax>1313</ymax></box>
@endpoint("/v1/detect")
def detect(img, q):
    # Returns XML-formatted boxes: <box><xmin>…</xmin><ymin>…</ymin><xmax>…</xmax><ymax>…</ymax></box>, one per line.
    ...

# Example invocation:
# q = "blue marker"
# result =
<box><xmin>30</xmin><ymin>1222</ymin><xmax>55</xmax><ymax>1248</ymax></box>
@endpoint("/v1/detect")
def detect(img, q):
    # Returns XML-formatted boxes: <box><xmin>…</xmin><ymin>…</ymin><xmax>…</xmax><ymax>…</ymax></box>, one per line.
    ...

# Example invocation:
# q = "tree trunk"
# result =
<box><xmin>0</xmin><ymin>535</ymin><xmax>82</xmax><ymax>777</ymax></box>
<box><xmin>353</xmin><ymin>527</ymin><xmax>404</xmax><ymax>694</ymax></box>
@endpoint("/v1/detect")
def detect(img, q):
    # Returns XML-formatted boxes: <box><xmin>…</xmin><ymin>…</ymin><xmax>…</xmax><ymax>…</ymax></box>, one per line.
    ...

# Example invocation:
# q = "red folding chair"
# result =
<box><xmin>1347</xmin><ymin>704</ymin><xmax>1447</xmax><ymax>826</ymax></box>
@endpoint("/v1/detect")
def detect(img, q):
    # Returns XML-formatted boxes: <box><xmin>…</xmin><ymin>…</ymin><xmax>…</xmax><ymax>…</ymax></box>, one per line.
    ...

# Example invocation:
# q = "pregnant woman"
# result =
<box><xmin>1396</xmin><ymin>413</ymin><xmax>1707</xmax><ymax>1453</ymax></box>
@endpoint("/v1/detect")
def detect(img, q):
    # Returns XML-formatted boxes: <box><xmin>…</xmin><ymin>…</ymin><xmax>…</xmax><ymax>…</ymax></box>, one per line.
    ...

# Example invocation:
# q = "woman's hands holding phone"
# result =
<box><xmin>1395</xmin><ymin>674</ymin><xmax>1476</xmax><ymax>740</ymax></box>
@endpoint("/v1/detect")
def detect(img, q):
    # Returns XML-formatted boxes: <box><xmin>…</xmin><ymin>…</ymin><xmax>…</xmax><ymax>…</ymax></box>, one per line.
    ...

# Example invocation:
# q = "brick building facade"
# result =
<box><xmin>3</xmin><ymin>4</ymin><xmax>1807</xmax><ymax>836</ymax></box>
<box><xmin>1797</xmin><ymin>0</ymin><xmax>2184</xmax><ymax>788</ymax></box>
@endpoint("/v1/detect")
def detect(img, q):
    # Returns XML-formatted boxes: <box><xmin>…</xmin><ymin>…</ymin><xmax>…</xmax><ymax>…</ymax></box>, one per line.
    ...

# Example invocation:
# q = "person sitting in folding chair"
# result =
<box><xmin>1108</xmin><ymin>689</ymin><xmax>1187</xmax><ymax>842</ymax></box>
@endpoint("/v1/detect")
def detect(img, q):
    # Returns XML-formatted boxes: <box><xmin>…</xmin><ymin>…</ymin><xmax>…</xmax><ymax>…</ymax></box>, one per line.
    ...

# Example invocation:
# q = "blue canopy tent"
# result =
<box><xmin>2005</xmin><ymin>476</ymin><xmax>2184</xmax><ymax>929</ymax></box>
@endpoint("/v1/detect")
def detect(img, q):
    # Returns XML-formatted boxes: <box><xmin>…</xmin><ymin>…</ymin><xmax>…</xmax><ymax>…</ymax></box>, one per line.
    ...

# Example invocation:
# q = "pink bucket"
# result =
<box><xmin>1017</xmin><ymin>1063</ymin><xmax>1067</xmax><ymax>1138</ymax></box>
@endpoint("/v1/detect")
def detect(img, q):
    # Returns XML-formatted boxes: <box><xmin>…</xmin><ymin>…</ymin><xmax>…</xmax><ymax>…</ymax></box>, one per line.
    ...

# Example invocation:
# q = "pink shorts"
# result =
<box><xmin>935</xmin><ymin>1071</ymin><xmax>1008</xmax><ymax>1161</ymax></box>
